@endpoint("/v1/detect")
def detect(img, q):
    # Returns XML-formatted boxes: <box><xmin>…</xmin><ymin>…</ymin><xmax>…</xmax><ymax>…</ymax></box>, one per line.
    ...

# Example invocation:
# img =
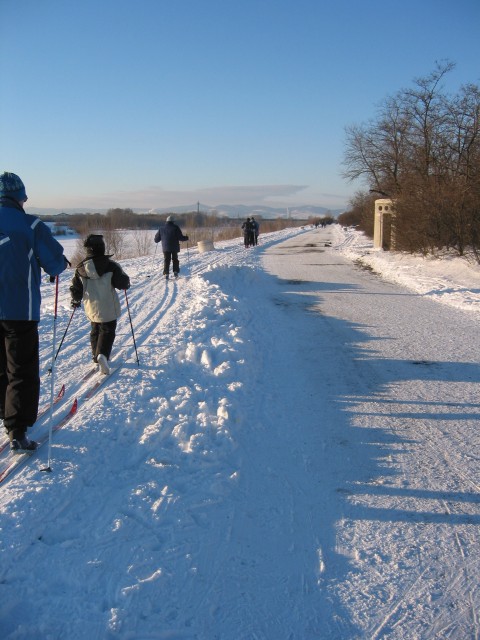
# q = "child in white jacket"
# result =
<box><xmin>70</xmin><ymin>234</ymin><xmax>130</xmax><ymax>374</ymax></box>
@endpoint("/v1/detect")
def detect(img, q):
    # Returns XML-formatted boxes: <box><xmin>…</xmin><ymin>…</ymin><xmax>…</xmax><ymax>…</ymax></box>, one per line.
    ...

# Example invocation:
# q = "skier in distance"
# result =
<box><xmin>154</xmin><ymin>215</ymin><xmax>189</xmax><ymax>279</ymax></box>
<box><xmin>241</xmin><ymin>217</ymin><xmax>254</xmax><ymax>248</ymax></box>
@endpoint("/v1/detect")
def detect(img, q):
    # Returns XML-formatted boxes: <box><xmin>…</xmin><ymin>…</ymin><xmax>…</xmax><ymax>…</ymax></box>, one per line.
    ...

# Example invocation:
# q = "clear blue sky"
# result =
<box><xmin>1</xmin><ymin>0</ymin><xmax>479</xmax><ymax>212</ymax></box>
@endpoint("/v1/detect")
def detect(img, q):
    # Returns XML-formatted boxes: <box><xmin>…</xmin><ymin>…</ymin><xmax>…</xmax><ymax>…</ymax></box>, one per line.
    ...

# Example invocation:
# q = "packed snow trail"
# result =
<box><xmin>0</xmin><ymin>226</ymin><xmax>478</xmax><ymax>639</ymax></box>
<box><xmin>262</xmin><ymin>228</ymin><xmax>480</xmax><ymax>639</ymax></box>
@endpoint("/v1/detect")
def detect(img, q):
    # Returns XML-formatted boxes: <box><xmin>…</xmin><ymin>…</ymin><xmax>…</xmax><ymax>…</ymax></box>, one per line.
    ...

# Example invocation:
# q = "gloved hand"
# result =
<box><xmin>71</xmin><ymin>300</ymin><xmax>81</xmax><ymax>309</ymax></box>
<box><xmin>49</xmin><ymin>275</ymin><xmax>56</xmax><ymax>283</ymax></box>
<box><xmin>184</xmin><ymin>235</ymin><xmax>189</xmax><ymax>241</ymax></box>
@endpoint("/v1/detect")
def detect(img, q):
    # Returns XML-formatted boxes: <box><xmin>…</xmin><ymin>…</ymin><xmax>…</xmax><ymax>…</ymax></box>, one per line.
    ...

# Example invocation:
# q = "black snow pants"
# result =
<box><xmin>163</xmin><ymin>251</ymin><xmax>180</xmax><ymax>276</ymax></box>
<box><xmin>90</xmin><ymin>320</ymin><xmax>117</xmax><ymax>362</ymax></box>
<box><xmin>0</xmin><ymin>320</ymin><xmax>40</xmax><ymax>440</ymax></box>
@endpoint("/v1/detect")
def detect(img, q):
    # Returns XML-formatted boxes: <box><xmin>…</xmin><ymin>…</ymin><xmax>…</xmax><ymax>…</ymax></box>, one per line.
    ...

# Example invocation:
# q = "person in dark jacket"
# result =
<box><xmin>154</xmin><ymin>216</ymin><xmax>189</xmax><ymax>279</ymax></box>
<box><xmin>241</xmin><ymin>217</ymin><xmax>254</xmax><ymax>248</ymax></box>
<box><xmin>0</xmin><ymin>172</ymin><xmax>68</xmax><ymax>452</ymax></box>
<box><xmin>70</xmin><ymin>234</ymin><xmax>130</xmax><ymax>375</ymax></box>
<box><xmin>251</xmin><ymin>216</ymin><xmax>259</xmax><ymax>245</ymax></box>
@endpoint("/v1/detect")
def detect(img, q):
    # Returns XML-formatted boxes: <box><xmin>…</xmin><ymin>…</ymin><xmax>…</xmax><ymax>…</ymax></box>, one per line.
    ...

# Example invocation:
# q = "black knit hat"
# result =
<box><xmin>84</xmin><ymin>234</ymin><xmax>105</xmax><ymax>255</ymax></box>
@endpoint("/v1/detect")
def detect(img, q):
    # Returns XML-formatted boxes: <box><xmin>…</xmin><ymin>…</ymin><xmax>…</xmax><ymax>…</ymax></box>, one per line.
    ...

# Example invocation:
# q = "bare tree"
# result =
<box><xmin>402</xmin><ymin>61</ymin><xmax>455</xmax><ymax>177</ymax></box>
<box><xmin>343</xmin><ymin>61</ymin><xmax>480</xmax><ymax>258</ymax></box>
<box><xmin>132</xmin><ymin>228</ymin><xmax>154</xmax><ymax>257</ymax></box>
<box><xmin>102</xmin><ymin>227</ymin><xmax>126</xmax><ymax>259</ymax></box>
<box><xmin>343</xmin><ymin>95</ymin><xmax>409</xmax><ymax>198</ymax></box>
<box><xmin>337</xmin><ymin>191</ymin><xmax>376</xmax><ymax>236</ymax></box>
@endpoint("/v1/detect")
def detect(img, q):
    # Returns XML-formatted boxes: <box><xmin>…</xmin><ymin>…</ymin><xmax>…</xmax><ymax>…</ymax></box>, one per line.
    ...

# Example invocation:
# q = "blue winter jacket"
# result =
<box><xmin>0</xmin><ymin>198</ymin><xmax>67</xmax><ymax>321</ymax></box>
<box><xmin>154</xmin><ymin>221</ymin><xmax>188</xmax><ymax>253</ymax></box>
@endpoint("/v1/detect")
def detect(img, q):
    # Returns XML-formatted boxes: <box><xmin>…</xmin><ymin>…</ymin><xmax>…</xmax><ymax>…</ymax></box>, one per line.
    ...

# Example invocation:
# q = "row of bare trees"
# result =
<box><xmin>60</xmin><ymin>208</ymin><xmax>308</xmax><ymax>266</ymax></box>
<box><xmin>342</xmin><ymin>61</ymin><xmax>480</xmax><ymax>259</ymax></box>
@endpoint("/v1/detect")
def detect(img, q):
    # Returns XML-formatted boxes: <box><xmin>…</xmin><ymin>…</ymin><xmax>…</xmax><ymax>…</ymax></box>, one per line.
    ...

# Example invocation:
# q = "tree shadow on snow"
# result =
<box><xmin>204</xmin><ymin>264</ymin><xmax>480</xmax><ymax>636</ymax></box>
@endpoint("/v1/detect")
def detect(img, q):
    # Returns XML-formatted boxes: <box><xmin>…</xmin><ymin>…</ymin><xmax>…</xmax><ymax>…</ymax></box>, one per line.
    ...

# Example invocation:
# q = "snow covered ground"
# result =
<box><xmin>0</xmin><ymin>225</ymin><xmax>478</xmax><ymax>639</ymax></box>
<box><xmin>330</xmin><ymin>226</ymin><xmax>480</xmax><ymax>317</ymax></box>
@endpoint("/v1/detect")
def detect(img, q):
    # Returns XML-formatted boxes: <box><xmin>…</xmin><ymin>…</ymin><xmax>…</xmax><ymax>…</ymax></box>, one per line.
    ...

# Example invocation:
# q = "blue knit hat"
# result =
<box><xmin>0</xmin><ymin>172</ymin><xmax>28</xmax><ymax>202</ymax></box>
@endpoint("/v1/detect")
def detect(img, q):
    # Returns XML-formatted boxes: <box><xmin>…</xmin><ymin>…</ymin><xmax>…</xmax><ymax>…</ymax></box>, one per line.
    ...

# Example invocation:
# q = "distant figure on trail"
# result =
<box><xmin>0</xmin><ymin>171</ymin><xmax>68</xmax><ymax>452</ymax></box>
<box><xmin>70</xmin><ymin>234</ymin><xmax>130</xmax><ymax>375</ymax></box>
<box><xmin>241</xmin><ymin>217</ymin><xmax>255</xmax><ymax>248</ymax></box>
<box><xmin>251</xmin><ymin>216</ymin><xmax>259</xmax><ymax>245</ymax></box>
<box><xmin>154</xmin><ymin>216</ymin><xmax>189</xmax><ymax>279</ymax></box>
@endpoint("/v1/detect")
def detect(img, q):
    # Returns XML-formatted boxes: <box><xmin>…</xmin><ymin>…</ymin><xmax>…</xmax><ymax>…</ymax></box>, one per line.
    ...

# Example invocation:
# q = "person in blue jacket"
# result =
<box><xmin>154</xmin><ymin>215</ymin><xmax>189</xmax><ymax>279</ymax></box>
<box><xmin>0</xmin><ymin>172</ymin><xmax>68</xmax><ymax>452</ymax></box>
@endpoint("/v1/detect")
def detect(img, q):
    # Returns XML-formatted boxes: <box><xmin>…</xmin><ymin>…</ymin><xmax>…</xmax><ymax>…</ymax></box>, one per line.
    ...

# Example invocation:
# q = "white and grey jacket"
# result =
<box><xmin>70</xmin><ymin>255</ymin><xmax>130</xmax><ymax>323</ymax></box>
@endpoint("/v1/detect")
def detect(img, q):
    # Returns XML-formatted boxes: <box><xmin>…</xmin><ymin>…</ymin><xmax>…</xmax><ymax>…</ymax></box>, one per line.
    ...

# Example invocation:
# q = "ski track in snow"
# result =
<box><xmin>0</xmin><ymin>226</ymin><xmax>479</xmax><ymax>639</ymax></box>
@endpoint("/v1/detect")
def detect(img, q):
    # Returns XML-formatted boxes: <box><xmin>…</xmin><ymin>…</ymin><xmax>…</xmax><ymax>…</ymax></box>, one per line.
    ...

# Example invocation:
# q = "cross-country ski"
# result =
<box><xmin>0</xmin><ymin>384</ymin><xmax>65</xmax><ymax>457</ymax></box>
<box><xmin>0</xmin><ymin>398</ymin><xmax>78</xmax><ymax>484</ymax></box>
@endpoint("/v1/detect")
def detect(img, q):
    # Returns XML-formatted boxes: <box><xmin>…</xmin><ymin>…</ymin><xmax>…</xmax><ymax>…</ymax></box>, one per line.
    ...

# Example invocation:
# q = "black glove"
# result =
<box><xmin>49</xmin><ymin>275</ymin><xmax>56</xmax><ymax>283</ymax></box>
<box><xmin>184</xmin><ymin>235</ymin><xmax>189</xmax><ymax>241</ymax></box>
<box><xmin>71</xmin><ymin>300</ymin><xmax>81</xmax><ymax>309</ymax></box>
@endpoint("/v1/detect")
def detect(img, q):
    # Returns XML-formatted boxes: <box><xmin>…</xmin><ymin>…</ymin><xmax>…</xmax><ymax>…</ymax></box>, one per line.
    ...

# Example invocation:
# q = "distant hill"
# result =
<box><xmin>27</xmin><ymin>203</ymin><xmax>344</xmax><ymax>220</ymax></box>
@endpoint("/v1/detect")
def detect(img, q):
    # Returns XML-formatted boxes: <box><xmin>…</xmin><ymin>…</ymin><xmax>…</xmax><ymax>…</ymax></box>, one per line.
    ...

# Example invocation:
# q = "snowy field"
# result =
<box><xmin>0</xmin><ymin>225</ymin><xmax>479</xmax><ymax>639</ymax></box>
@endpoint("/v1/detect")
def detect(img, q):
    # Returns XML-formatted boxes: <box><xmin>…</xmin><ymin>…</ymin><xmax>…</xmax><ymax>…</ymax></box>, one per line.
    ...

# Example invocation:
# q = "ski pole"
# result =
<box><xmin>44</xmin><ymin>275</ymin><xmax>59</xmax><ymax>472</ymax></box>
<box><xmin>53</xmin><ymin>306</ymin><xmax>76</xmax><ymax>362</ymax></box>
<box><xmin>124</xmin><ymin>289</ymin><xmax>140</xmax><ymax>366</ymax></box>
<box><xmin>147</xmin><ymin>243</ymin><xmax>159</xmax><ymax>278</ymax></box>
